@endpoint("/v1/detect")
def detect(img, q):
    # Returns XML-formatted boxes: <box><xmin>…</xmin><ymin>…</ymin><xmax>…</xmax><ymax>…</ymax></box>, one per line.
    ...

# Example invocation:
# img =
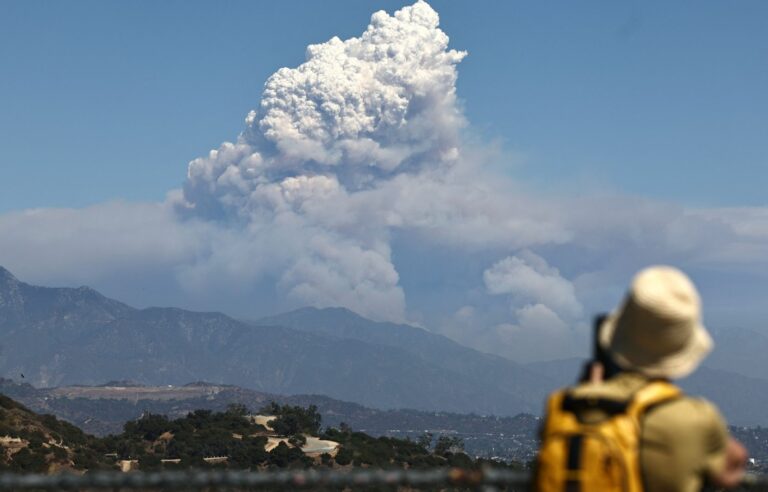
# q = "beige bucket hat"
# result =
<box><xmin>599</xmin><ymin>265</ymin><xmax>713</xmax><ymax>379</ymax></box>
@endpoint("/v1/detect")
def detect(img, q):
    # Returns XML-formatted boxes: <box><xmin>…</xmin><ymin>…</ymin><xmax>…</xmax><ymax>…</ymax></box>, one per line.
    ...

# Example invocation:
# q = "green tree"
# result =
<box><xmin>433</xmin><ymin>435</ymin><xmax>464</xmax><ymax>456</ymax></box>
<box><xmin>139</xmin><ymin>453</ymin><xmax>162</xmax><ymax>471</ymax></box>
<box><xmin>267</xmin><ymin>441</ymin><xmax>308</xmax><ymax>468</ymax></box>
<box><xmin>123</xmin><ymin>413</ymin><xmax>170</xmax><ymax>441</ymax></box>
<box><xmin>334</xmin><ymin>446</ymin><xmax>352</xmax><ymax>466</ymax></box>
<box><xmin>226</xmin><ymin>403</ymin><xmax>248</xmax><ymax>416</ymax></box>
<box><xmin>288</xmin><ymin>433</ymin><xmax>307</xmax><ymax>448</ymax></box>
<box><xmin>10</xmin><ymin>448</ymin><xmax>47</xmax><ymax>473</ymax></box>
<box><xmin>261</xmin><ymin>403</ymin><xmax>321</xmax><ymax>436</ymax></box>
<box><xmin>417</xmin><ymin>431</ymin><xmax>434</xmax><ymax>450</ymax></box>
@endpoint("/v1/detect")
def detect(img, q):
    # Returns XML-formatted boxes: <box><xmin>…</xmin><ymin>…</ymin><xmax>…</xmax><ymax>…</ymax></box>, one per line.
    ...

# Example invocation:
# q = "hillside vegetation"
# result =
<box><xmin>0</xmin><ymin>393</ymin><xmax>522</xmax><ymax>473</ymax></box>
<box><xmin>0</xmin><ymin>393</ymin><xmax>104</xmax><ymax>473</ymax></box>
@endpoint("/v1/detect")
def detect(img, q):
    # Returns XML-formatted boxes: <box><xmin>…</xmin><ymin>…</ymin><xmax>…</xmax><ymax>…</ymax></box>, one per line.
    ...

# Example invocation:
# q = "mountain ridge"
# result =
<box><xmin>255</xmin><ymin>307</ymin><xmax>551</xmax><ymax>404</ymax></box>
<box><xmin>0</xmin><ymin>267</ymin><xmax>543</xmax><ymax>415</ymax></box>
<box><xmin>3</xmin><ymin>266</ymin><xmax>768</xmax><ymax>425</ymax></box>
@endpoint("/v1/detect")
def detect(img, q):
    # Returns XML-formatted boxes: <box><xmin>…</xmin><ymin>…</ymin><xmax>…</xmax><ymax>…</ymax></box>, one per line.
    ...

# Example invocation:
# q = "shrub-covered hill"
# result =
<box><xmin>102</xmin><ymin>403</ymin><xmax>520</xmax><ymax>471</ymax></box>
<box><xmin>0</xmin><ymin>393</ymin><xmax>523</xmax><ymax>473</ymax></box>
<box><xmin>322</xmin><ymin>427</ymin><xmax>476</xmax><ymax>470</ymax></box>
<box><xmin>0</xmin><ymin>393</ymin><xmax>108</xmax><ymax>473</ymax></box>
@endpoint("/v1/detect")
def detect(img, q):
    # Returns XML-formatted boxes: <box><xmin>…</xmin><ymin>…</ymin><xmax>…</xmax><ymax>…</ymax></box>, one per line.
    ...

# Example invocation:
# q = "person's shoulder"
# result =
<box><xmin>568</xmin><ymin>372</ymin><xmax>648</xmax><ymax>400</ymax></box>
<box><xmin>640</xmin><ymin>394</ymin><xmax>730</xmax><ymax>490</ymax></box>
<box><xmin>644</xmin><ymin>394</ymin><xmax>726</xmax><ymax>438</ymax></box>
<box><xmin>652</xmin><ymin>395</ymin><xmax>722</xmax><ymax>420</ymax></box>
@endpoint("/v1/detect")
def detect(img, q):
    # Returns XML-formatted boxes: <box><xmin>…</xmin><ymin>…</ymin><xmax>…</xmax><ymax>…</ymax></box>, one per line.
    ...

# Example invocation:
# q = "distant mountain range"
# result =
<box><xmin>707</xmin><ymin>325</ymin><xmax>768</xmax><ymax>378</ymax></box>
<box><xmin>0</xmin><ymin>266</ymin><xmax>550</xmax><ymax>416</ymax></box>
<box><xmin>2</xmin><ymin>265</ymin><xmax>767</xmax><ymax>426</ymax></box>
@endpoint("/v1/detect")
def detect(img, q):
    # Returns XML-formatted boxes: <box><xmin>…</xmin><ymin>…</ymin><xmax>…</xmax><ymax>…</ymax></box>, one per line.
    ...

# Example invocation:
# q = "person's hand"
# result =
<box><xmin>711</xmin><ymin>437</ymin><xmax>748</xmax><ymax>488</ymax></box>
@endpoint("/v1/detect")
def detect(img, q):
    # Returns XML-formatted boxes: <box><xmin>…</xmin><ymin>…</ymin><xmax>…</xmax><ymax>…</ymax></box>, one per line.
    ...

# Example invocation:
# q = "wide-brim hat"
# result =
<box><xmin>599</xmin><ymin>266</ymin><xmax>713</xmax><ymax>379</ymax></box>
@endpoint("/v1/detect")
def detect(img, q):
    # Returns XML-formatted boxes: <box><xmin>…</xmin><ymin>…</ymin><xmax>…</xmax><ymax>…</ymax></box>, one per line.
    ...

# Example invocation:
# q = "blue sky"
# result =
<box><xmin>1</xmin><ymin>1</ymin><xmax>767</xmax><ymax>361</ymax></box>
<box><xmin>2</xmin><ymin>0</ymin><xmax>765</xmax><ymax>212</ymax></box>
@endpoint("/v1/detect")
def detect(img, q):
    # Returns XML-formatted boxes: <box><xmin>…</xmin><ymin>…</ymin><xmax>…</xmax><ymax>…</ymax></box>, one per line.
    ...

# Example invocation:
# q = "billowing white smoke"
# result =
<box><xmin>177</xmin><ymin>1</ymin><xmax>469</xmax><ymax>321</ymax></box>
<box><xmin>183</xmin><ymin>0</ymin><xmax>466</xmax><ymax>219</ymax></box>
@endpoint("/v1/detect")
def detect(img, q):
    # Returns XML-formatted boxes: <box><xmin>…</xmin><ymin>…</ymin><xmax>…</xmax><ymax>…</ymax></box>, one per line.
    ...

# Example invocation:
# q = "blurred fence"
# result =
<box><xmin>2</xmin><ymin>468</ymin><xmax>521</xmax><ymax>491</ymax></box>
<box><xmin>0</xmin><ymin>468</ymin><xmax>767</xmax><ymax>491</ymax></box>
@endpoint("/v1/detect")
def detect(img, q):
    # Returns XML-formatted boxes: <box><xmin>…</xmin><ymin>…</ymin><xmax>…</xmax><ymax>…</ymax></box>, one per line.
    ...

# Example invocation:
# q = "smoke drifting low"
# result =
<box><xmin>2</xmin><ymin>1</ymin><xmax>768</xmax><ymax>361</ymax></box>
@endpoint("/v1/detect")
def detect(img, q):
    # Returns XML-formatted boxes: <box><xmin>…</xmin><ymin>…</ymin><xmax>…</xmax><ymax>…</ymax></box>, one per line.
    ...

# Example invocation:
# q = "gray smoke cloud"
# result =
<box><xmin>483</xmin><ymin>251</ymin><xmax>582</xmax><ymax>320</ymax></box>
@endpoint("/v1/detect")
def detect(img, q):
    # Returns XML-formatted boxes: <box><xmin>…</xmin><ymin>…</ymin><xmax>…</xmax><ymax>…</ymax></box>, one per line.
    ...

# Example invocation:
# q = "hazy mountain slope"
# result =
<box><xmin>257</xmin><ymin>307</ymin><xmax>553</xmax><ymax>404</ymax></box>
<box><xmin>680</xmin><ymin>366</ymin><xmax>768</xmax><ymax>427</ymax></box>
<box><xmin>523</xmin><ymin>358</ymin><xmax>583</xmax><ymax>390</ymax></box>
<box><xmin>7</xmin><ymin>266</ymin><xmax>764</xmax><ymax>423</ymax></box>
<box><xmin>0</xmin><ymin>267</ymin><xmax>133</xmax><ymax>360</ymax></box>
<box><xmin>524</xmin><ymin>357</ymin><xmax>768</xmax><ymax>426</ymax></box>
<box><xmin>0</xmin><ymin>267</ymin><xmax>536</xmax><ymax>415</ymax></box>
<box><xmin>706</xmin><ymin>326</ymin><xmax>768</xmax><ymax>379</ymax></box>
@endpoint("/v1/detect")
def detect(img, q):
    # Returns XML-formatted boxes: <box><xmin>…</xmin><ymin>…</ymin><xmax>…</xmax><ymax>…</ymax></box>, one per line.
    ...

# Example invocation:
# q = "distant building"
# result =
<box><xmin>202</xmin><ymin>456</ymin><xmax>228</xmax><ymax>465</ymax></box>
<box><xmin>119</xmin><ymin>460</ymin><xmax>139</xmax><ymax>472</ymax></box>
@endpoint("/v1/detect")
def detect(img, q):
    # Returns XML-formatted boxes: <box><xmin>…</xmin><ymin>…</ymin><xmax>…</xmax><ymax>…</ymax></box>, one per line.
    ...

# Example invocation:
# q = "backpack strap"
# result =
<box><xmin>562</xmin><ymin>394</ymin><xmax>630</xmax><ymax>416</ymax></box>
<box><xmin>627</xmin><ymin>381</ymin><xmax>682</xmax><ymax>492</ymax></box>
<box><xmin>626</xmin><ymin>380</ymin><xmax>682</xmax><ymax>422</ymax></box>
<box><xmin>564</xmin><ymin>434</ymin><xmax>583</xmax><ymax>492</ymax></box>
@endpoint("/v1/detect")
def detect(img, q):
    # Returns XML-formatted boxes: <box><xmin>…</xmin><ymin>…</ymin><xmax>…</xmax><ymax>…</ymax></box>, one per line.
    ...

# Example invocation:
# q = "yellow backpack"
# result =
<box><xmin>534</xmin><ymin>380</ymin><xmax>680</xmax><ymax>492</ymax></box>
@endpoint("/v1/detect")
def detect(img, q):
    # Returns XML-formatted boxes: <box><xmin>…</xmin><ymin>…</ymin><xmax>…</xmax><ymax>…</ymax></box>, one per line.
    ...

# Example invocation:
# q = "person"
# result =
<box><xmin>535</xmin><ymin>266</ymin><xmax>748</xmax><ymax>491</ymax></box>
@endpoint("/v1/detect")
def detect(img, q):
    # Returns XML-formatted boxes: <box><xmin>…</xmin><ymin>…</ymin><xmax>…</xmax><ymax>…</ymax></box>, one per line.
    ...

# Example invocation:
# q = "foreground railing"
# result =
<box><xmin>0</xmin><ymin>468</ymin><xmax>766</xmax><ymax>491</ymax></box>
<box><xmin>2</xmin><ymin>468</ymin><xmax>523</xmax><ymax>491</ymax></box>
